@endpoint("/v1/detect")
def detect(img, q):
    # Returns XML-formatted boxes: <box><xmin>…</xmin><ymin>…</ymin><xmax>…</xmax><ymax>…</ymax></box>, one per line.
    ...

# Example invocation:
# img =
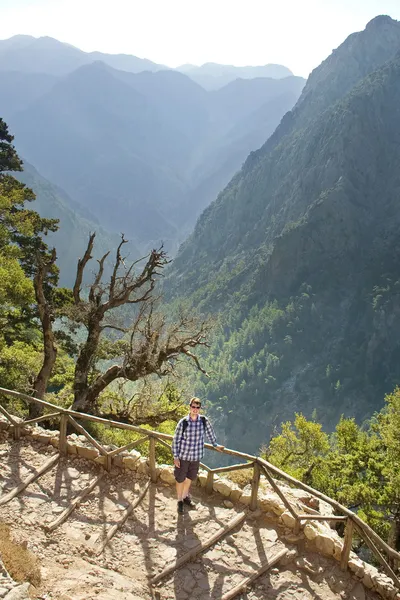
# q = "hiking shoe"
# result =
<box><xmin>183</xmin><ymin>496</ymin><xmax>196</xmax><ymax>508</ymax></box>
<box><xmin>177</xmin><ymin>500</ymin><xmax>184</xmax><ymax>514</ymax></box>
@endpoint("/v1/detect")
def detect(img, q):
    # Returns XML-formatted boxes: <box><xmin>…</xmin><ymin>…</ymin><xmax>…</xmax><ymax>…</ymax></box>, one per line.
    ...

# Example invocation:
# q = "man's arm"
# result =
<box><xmin>205</xmin><ymin>418</ymin><xmax>224</xmax><ymax>452</ymax></box>
<box><xmin>172</xmin><ymin>419</ymin><xmax>183</xmax><ymax>466</ymax></box>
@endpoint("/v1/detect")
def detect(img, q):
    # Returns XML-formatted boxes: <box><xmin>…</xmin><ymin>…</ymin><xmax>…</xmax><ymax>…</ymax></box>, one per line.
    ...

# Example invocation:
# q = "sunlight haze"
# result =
<box><xmin>1</xmin><ymin>0</ymin><xmax>400</xmax><ymax>76</ymax></box>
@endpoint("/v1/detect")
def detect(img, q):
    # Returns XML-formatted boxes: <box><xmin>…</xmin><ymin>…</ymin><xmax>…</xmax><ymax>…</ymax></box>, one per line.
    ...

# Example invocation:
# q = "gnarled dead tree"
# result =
<box><xmin>69</xmin><ymin>233</ymin><xmax>210</xmax><ymax>415</ymax></box>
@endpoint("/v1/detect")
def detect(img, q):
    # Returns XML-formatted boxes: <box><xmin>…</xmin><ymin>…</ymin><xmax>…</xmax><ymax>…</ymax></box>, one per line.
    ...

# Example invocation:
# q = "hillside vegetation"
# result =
<box><xmin>166</xmin><ymin>16</ymin><xmax>400</xmax><ymax>453</ymax></box>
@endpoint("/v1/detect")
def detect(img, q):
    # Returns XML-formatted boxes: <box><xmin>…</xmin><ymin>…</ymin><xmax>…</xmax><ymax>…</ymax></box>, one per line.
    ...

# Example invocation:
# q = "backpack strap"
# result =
<box><xmin>181</xmin><ymin>416</ymin><xmax>207</xmax><ymax>437</ymax></box>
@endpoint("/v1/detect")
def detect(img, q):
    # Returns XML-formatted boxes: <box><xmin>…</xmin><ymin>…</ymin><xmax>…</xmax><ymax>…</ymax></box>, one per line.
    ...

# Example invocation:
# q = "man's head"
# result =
<box><xmin>189</xmin><ymin>397</ymin><xmax>201</xmax><ymax>418</ymax></box>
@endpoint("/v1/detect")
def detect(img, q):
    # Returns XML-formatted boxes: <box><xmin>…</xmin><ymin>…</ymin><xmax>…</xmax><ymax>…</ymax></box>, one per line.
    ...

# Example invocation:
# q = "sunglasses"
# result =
<box><xmin>191</xmin><ymin>404</ymin><xmax>201</xmax><ymax>409</ymax></box>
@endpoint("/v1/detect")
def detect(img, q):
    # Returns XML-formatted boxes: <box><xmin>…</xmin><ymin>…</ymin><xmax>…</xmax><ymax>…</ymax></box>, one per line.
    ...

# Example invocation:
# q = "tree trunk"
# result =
<box><xmin>30</xmin><ymin>328</ymin><xmax>57</xmax><ymax>418</ymax></box>
<box><xmin>72</xmin><ymin>319</ymin><xmax>102</xmax><ymax>413</ymax></box>
<box><xmin>30</xmin><ymin>254</ymin><xmax>58</xmax><ymax>418</ymax></box>
<box><xmin>388</xmin><ymin>516</ymin><xmax>400</xmax><ymax>551</ymax></box>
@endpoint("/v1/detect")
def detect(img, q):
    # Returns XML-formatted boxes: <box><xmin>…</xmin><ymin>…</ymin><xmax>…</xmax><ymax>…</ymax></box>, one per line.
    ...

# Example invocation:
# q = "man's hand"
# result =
<box><xmin>174</xmin><ymin>458</ymin><xmax>181</xmax><ymax>468</ymax></box>
<box><xmin>215</xmin><ymin>445</ymin><xmax>225</xmax><ymax>452</ymax></box>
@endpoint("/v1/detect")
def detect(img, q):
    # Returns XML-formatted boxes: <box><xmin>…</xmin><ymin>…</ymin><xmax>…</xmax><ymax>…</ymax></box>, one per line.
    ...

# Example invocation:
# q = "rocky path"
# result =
<box><xmin>0</xmin><ymin>434</ymin><xmax>381</xmax><ymax>600</ymax></box>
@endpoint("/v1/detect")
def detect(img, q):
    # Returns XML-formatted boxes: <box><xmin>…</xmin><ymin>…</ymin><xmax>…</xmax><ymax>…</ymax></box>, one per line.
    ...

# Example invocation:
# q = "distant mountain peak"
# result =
<box><xmin>366</xmin><ymin>14</ymin><xmax>397</xmax><ymax>28</ymax></box>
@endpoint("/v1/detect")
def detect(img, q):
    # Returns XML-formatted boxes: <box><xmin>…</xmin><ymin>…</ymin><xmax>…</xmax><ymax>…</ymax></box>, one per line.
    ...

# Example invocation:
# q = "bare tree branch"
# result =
<box><xmin>70</xmin><ymin>238</ymin><xmax>210</xmax><ymax>415</ymax></box>
<box><xmin>89</xmin><ymin>250</ymin><xmax>110</xmax><ymax>304</ymax></box>
<box><xmin>73</xmin><ymin>233</ymin><xmax>95</xmax><ymax>304</ymax></box>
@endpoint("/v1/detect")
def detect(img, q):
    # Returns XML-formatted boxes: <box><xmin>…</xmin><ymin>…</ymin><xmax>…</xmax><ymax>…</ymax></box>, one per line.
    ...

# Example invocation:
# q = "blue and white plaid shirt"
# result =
<box><xmin>172</xmin><ymin>415</ymin><xmax>218</xmax><ymax>461</ymax></box>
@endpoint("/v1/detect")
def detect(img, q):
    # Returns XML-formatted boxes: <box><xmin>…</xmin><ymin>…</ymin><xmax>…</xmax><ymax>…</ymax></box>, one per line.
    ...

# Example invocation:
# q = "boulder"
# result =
<box><xmin>281</xmin><ymin>511</ymin><xmax>297</xmax><ymax>529</ymax></box>
<box><xmin>238</xmin><ymin>489</ymin><xmax>252</xmax><ymax>506</ymax></box>
<box><xmin>67</xmin><ymin>442</ymin><xmax>77</xmax><ymax>455</ymax></box>
<box><xmin>49</xmin><ymin>435</ymin><xmax>59</xmax><ymax>448</ymax></box>
<box><xmin>348</xmin><ymin>557</ymin><xmax>365</xmax><ymax>578</ymax></box>
<box><xmin>303</xmin><ymin>523</ymin><xmax>318</xmax><ymax>541</ymax></box>
<box><xmin>197</xmin><ymin>472</ymin><xmax>208</xmax><ymax>488</ymax></box>
<box><xmin>123</xmin><ymin>456</ymin><xmax>139</xmax><ymax>470</ymax></box>
<box><xmin>315</xmin><ymin>533</ymin><xmax>335</xmax><ymax>556</ymax></box>
<box><xmin>229</xmin><ymin>488</ymin><xmax>243</xmax><ymax>503</ymax></box>
<box><xmin>213</xmin><ymin>478</ymin><xmax>233</xmax><ymax>497</ymax></box>
<box><xmin>76</xmin><ymin>445</ymin><xmax>99</xmax><ymax>461</ymax></box>
<box><xmin>31</xmin><ymin>431</ymin><xmax>52</xmax><ymax>444</ymax></box>
<box><xmin>159</xmin><ymin>467</ymin><xmax>176</xmax><ymax>485</ymax></box>
<box><xmin>136</xmin><ymin>457</ymin><xmax>149</xmax><ymax>475</ymax></box>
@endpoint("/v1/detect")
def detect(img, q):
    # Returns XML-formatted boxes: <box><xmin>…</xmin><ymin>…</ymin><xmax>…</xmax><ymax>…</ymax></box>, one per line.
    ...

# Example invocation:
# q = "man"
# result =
<box><xmin>172</xmin><ymin>397</ymin><xmax>224</xmax><ymax>514</ymax></box>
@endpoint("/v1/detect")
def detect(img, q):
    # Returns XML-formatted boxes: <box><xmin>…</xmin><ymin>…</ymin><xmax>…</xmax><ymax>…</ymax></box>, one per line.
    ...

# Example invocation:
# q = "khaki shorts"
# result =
<box><xmin>174</xmin><ymin>460</ymin><xmax>200</xmax><ymax>483</ymax></box>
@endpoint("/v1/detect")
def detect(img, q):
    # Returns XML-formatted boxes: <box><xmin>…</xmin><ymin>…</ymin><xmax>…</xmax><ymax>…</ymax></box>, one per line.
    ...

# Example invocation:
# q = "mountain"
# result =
<box><xmin>171</xmin><ymin>79</ymin><xmax>304</xmax><ymax>233</ymax></box>
<box><xmin>166</xmin><ymin>16</ymin><xmax>400</xmax><ymax>454</ymax></box>
<box><xmin>15</xmin><ymin>161</ymin><xmax>133</xmax><ymax>288</ymax></box>
<box><xmin>0</xmin><ymin>71</ymin><xmax>58</xmax><ymax>116</ymax></box>
<box><xmin>5</xmin><ymin>61</ymin><xmax>304</xmax><ymax>253</ymax></box>
<box><xmin>178</xmin><ymin>62</ymin><xmax>293</xmax><ymax>90</ymax></box>
<box><xmin>0</xmin><ymin>35</ymin><xmax>164</xmax><ymax>76</ymax></box>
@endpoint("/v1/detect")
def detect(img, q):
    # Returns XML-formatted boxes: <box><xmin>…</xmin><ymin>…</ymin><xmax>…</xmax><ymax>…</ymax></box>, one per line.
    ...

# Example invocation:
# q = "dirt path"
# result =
<box><xmin>0</xmin><ymin>434</ymin><xmax>380</xmax><ymax>600</ymax></box>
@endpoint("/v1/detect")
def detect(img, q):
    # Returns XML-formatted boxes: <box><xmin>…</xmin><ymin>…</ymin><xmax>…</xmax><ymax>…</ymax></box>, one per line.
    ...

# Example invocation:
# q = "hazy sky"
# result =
<box><xmin>0</xmin><ymin>0</ymin><xmax>400</xmax><ymax>76</ymax></box>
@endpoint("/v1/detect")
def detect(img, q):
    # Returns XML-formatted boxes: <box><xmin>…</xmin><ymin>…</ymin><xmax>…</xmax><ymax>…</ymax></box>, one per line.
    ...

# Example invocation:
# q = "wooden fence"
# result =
<box><xmin>0</xmin><ymin>386</ymin><xmax>399</xmax><ymax>589</ymax></box>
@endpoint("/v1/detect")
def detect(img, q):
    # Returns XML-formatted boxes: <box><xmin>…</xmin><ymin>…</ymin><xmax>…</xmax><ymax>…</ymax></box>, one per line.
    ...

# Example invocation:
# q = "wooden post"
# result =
<box><xmin>59</xmin><ymin>414</ymin><xmax>67</xmax><ymax>455</ymax></box>
<box><xmin>105</xmin><ymin>453</ymin><xmax>112</xmax><ymax>472</ymax></box>
<box><xmin>340</xmin><ymin>518</ymin><xmax>354</xmax><ymax>571</ymax></box>
<box><xmin>13</xmin><ymin>424</ymin><xmax>21</xmax><ymax>441</ymax></box>
<box><xmin>149</xmin><ymin>437</ymin><xmax>157</xmax><ymax>483</ymax></box>
<box><xmin>250</xmin><ymin>462</ymin><xmax>261</xmax><ymax>511</ymax></box>
<box><xmin>206</xmin><ymin>471</ymin><xmax>214</xmax><ymax>495</ymax></box>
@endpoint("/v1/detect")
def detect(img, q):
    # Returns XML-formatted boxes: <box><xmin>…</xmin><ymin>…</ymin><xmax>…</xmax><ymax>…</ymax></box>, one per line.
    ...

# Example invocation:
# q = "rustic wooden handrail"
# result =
<box><xmin>0</xmin><ymin>385</ymin><xmax>399</xmax><ymax>588</ymax></box>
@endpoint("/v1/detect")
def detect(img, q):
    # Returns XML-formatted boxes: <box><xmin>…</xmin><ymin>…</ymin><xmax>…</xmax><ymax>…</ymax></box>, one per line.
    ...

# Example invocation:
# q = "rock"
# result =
<box><xmin>258</xmin><ymin>493</ymin><xmax>285</xmax><ymax>516</ymax></box>
<box><xmin>66</xmin><ymin>442</ymin><xmax>77</xmax><ymax>455</ymax></box>
<box><xmin>66</xmin><ymin>467</ymin><xmax>80</xmax><ymax>479</ymax></box>
<box><xmin>31</xmin><ymin>432</ymin><xmax>52</xmax><ymax>444</ymax></box>
<box><xmin>348</xmin><ymin>557</ymin><xmax>365</xmax><ymax>578</ymax></box>
<box><xmin>362</xmin><ymin>566</ymin><xmax>375</xmax><ymax>589</ymax></box>
<box><xmin>223</xmin><ymin>500</ymin><xmax>234</xmax><ymax>508</ymax></box>
<box><xmin>123</xmin><ymin>456</ymin><xmax>139</xmax><ymax>470</ymax></box>
<box><xmin>333</xmin><ymin>540</ymin><xmax>343</xmax><ymax>561</ymax></box>
<box><xmin>315</xmin><ymin>533</ymin><xmax>335</xmax><ymax>556</ymax></box>
<box><xmin>213</xmin><ymin>479</ymin><xmax>233</xmax><ymax>497</ymax></box>
<box><xmin>238</xmin><ymin>489</ymin><xmax>252</xmax><ymax>505</ymax></box>
<box><xmin>94</xmin><ymin>455</ymin><xmax>106</xmax><ymax>466</ymax></box>
<box><xmin>136</xmin><ymin>457</ymin><xmax>149</xmax><ymax>475</ymax></box>
<box><xmin>159</xmin><ymin>467</ymin><xmax>176</xmax><ymax>485</ymax></box>
<box><xmin>197</xmin><ymin>472</ymin><xmax>208</xmax><ymax>488</ymax></box>
<box><xmin>281</xmin><ymin>510</ymin><xmax>297</xmax><ymax>529</ymax></box>
<box><xmin>285</xmin><ymin>532</ymin><xmax>304</xmax><ymax>543</ymax></box>
<box><xmin>295</xmin><ymin>557</ymin><xmax>321</xmax><ymax>576</ymax></box>
<box><xmin>229</xmin><ymin>488</ymin><xmax>243</xmax><ymax>502</ymax></box>
<box><xmin>304</xmin><ymin>523</ymin><xmax>318</xmax><ymax>541</ymax></box>
<box><xmin>3</xmin><ymin>583</ymin><xmax>30</xmax><ymax>600</ymax></box>
<box><xmin>76</xmin><ymin>445</ymin><xmax>99</xmax><ymax>461</ymax></box>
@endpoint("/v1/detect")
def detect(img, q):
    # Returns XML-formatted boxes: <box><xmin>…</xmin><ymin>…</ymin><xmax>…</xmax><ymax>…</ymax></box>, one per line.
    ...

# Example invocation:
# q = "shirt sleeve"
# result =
<box><xmin>205</xmin><ymin>418</ymin><xmax>218</xmax><ymax>447</ymax></box>
<box><xmin>172</xmin><ymin>419</ymin><xmax>183</xmax><ymax>458</ymax></box>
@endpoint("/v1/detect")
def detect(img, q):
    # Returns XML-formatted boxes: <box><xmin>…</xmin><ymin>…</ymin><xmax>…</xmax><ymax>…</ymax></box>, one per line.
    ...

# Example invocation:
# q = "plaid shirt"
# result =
<box><xmin>172</xmin><ymin>415</ymin><xmax>218</xmax><ymax>461</ymax></box>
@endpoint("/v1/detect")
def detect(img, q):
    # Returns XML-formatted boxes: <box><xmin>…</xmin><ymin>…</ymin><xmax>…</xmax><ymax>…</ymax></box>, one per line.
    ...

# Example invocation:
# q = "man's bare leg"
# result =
<box><xmin>182</xmin><ymin>478</ymin><xmax>192</xmax><ymax>500</ymax></box>
<box><xmin>176</xmin><ymin>481</ymin><xmax>185</xmax><ymax>501</ymax></box>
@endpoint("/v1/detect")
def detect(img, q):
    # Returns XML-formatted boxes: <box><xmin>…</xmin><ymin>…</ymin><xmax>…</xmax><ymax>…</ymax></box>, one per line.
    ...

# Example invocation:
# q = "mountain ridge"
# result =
<box><xmin>166</xmin><ymin>15</ymin><xmax>400</xmax><ymax>452</ymax></box>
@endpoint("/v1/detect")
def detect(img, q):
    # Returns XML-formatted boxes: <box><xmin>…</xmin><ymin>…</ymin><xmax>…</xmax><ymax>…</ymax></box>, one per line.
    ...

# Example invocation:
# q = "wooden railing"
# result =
<box><xmin>0</xmin><ymin>386</ymin><xmax>399</xmax><ymax>589</ymax></box>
